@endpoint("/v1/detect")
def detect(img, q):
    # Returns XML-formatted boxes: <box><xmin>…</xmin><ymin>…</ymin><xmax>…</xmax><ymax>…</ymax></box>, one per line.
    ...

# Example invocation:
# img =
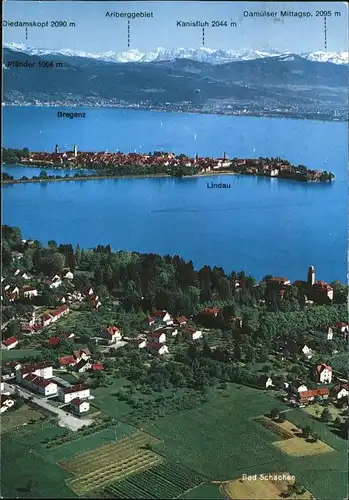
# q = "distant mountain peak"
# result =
<box><xmin>3</xmin><ymin>42</ymin><xmax>348</xmax><ymax>65</ymax></box>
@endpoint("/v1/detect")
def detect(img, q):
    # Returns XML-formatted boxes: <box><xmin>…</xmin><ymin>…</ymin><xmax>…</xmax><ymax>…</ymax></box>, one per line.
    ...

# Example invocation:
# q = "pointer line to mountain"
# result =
<box><xmin>128</xmin><ymin>20</ymin><xmax>131</xmax><ymax>48</ymax></box>
<box><xmin>324</xmin><ymin>17</ymin><xmax>327</xmax><ymax>50</ymax></box>
<box><xmin>202</xmin><ymin>27</ymin><xmax>205</xmax><ymax>46</ymax></box>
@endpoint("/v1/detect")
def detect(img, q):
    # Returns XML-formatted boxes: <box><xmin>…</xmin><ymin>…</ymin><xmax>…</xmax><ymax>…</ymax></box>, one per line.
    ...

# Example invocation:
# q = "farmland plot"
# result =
<box><xmin>104</xmin><ymin>462</ymin><xmax>207</xmax><ymax>499</ymax></box>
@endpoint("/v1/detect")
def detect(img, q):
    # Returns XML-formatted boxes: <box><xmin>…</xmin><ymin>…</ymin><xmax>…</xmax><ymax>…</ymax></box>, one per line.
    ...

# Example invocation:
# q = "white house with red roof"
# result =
<box><xmin>175</xmin><ymin>316</ymin><xmax>188</xmax><ymax>326</ymax></box>
<box><xmin>147</xmin><ymin>343</ymin><xmax>169</xmax><ymax>355</ymax></box>
<box><xmin>70</xmin><ymin>398</ymin><xmax>90</xmax><ymax>413</ymax></box>
<box><xmin>49</xmin><ymin>304</ymin><xmax>70</xmax><ymax>323</ymax></box>
<box><xmin>331</xmin><ymin>384</ymin><xmax>349</xmax><ymax>400</ymax></box>
<box><xmin>16</xmin><ymin>362</ymin><xmax>53</xmax><ymax>381</ymax></box>
<box><xmin>183</xmin><ymin>327</ymin><xmax>203</xmax><ymax>341</ymax></box>
<box><xmin>101</xmin><ymin>326</ymin><xmax>122</xmax><ymax>343</ymax></box>
<box><xmin>22</xmin><ymin>374</ymin><xmax>57</xmax><ymax>396</ymax></box>
<box><xmin>148</xmin><ymin>331</ymin><xmax>166</xmax><ymax>344</ymax></box>
<box><xmin>336</xmin><ymin>322</ymin><xmax>349</xmax><ymax>334</ymax></box>
<box><xmin>22</xmin><ymin>286</ymin><xmax>38</xmax><ymax>299</ymax></box>
<box><xmin>314</xmin><ymin>363</ymin><xmax>332</xmax><ymax>384</ymax></box>
<box><xmin>58</xmin><ymin>384</ymin><xmax>90</xmax><ymax>403</ymax></box>
<box><xmin>56</xmin><ymin>356</ymin><xmax>77</xmax><ymax>369</ymax></box>
<box><xmin>1</xmin><ymin>336</ymin><xmax>19</xmax><ymax>350</ymax></box>
<box><xmin>73</xmin><ymin>348</ymin><xmax>91</xmax><ymax>362</ymax></box>
<box><xmin>153</xmin><ymin>310</ymin><xmax>173</xmax><ymax>325</ymax></box>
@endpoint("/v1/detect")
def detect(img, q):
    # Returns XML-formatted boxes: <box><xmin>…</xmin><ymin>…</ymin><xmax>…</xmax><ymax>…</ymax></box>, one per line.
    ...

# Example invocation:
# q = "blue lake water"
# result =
<box><xmin>2</xmin><ymin>107</ymin><xmax>348</xmax><ymax>282</ymax></box>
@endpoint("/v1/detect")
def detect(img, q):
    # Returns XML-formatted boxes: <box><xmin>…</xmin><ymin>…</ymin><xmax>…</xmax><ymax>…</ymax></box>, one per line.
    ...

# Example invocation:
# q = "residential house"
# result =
<box><xmin>324</xmin><ymin>326</ymin><xmax>334</xmax><ymax>340</ymax></box>
<box><xmin>58</xmin><ymin>384</ymin><xmax>90</xmax><ymax>404</ymax></box>
<box><xmin>14</xmin><ymin>269</ymin><xmax>21</xmax><ymax>276</ymax></box>
<box><xmin>301</xmin><ymin>345</ymin><xmax>313</xmax><ymax>360</ymax></box>
<box><xmin>259</xmin><ymin>375</ymin><xmax>274</xmax><ymax>388</ymax></box>
<box><xmin>70</xmin><ymin>398</ymin><xmax>90</xmax><ymax>413</ymax></box>
<box><xmin>290</xmin><ymin>381</ymin><xmax>308</xmax><ymax>394</ymax></box>
<box><xmin>267</xmin><ymin>277</ymin><xmax>291</xmax><ymax>286</ymax></box>
<box><xmin>0</xmin><ymin>395</ymin><xmax>15</xmax><ymax>413</ymax></box>
<box><xmin>175</xmin><ymin>316</ymin><xmax>188</xmax><ymax>326</ymax></box>
<box><xmin>145</xmin><ymin>315</ymin><xmax>156</xmax><ymax>327</ymax></box>
<box><xmin>16</xmin><ymin>363</ymin><xmax>53</xmax><ymax>381</ymax></box>
<box><xmin>314</xmin><ymin>363</ymin><xmax>333</xmax><ymax>384</ymax></box>
<box><xmin>75</xmin><ymin>359</ymin><xmax>92</xmax><ymax>373</ymax></box>
<box><xmin>73</xmin><ymin>348</ymin><xmax>91</xmax><ymax>362</ymax></box>
<box><xmin>148</xmin><ymin>331</ymin><xmax>166</xmax><ymax>344</ymax></box>
<box><xmin>130</xmin><ymin>338</ymin><xmax>147</xmax><ymax>349</ymax></box>
<box><xmin>49</xmin><ymin>304</ymin><xmax>70</xmax><ymax>323</ymax></box>
<box><xmin>101</xmin><ymin>326</ymin><xmax>122</xmax><ymax>344</ymax></box>
<box><xmin>41</xmin><ymin>313</ymin><xmax>53</xmax><ymax>327</ymax></box>
<box><xmin>63</xmin><ymin>332</ymin><xmax>75</xmax><ymax>340</ymax></box>
<box><xmin>164</xmin><ymin>326</ymin><xmax>178</xmax><ymax>337</ymax></box>
<box><xmin>1</xmin><ymin>336</ymin><xmax>19</xmax><ymax>350</ymax></box>
<box><xmin>64</xmin><ymin>271</ymin><xmax>74</xmax><ymax>280</ymax></box>
<box><xmin>56</xmin><ymin>356</ymin><xmax>78</xmax><ymax>369</ymax></box>
<box><xmin>331</xmin><ymin>384</ymin><xmax>349</xmax><ymax>400</ymax></box>
<box><xmin>91</xmin><ymin>363</ymin><xmax>104</xmax><ymax>372</ymax></box>
<box><xmin>183</xmin><ymin>327</ymin><xmax>203</xmax><ymax>341</ymax></box>
<box><xmin>49</xmin><ymin>275</ymin><xmax>62</xmax><ymax>289</ymax></box>
<box><xmin>89</xmin><ymin>294</ymin><xmax>101</xmax><ymax>309</ymax></box>
<box><xmin>147</xmin><ymin>343</ymin><xmax>169</xmax><ymax>356</ymax></box>
<box><xmin>153</xmin><ymin>310</ymin><xmax>173</xmax><ymax>325</ymax></box>
<box><xmin>22</xmin><ymin>273</ymin><xmax>30</xmax><ymax>280</ymax></box>
<box><xmin>22</xmin><ymin>286</ymin><xmax>38</xmax><ymax>299</ymax></box>
<box><xmin>22</xmin><ymin>374</ymin><xmax>57</xmax><ymax>396</ymax></box>
<box><xmin>297</xmin><ymin>387</ymin><xmax>329</xmax><ymax>405</ymax></box>
<box><xmin>202</xmin><ymin>307</ymin><xmax>221</xmax><ymax>318</ymax></box>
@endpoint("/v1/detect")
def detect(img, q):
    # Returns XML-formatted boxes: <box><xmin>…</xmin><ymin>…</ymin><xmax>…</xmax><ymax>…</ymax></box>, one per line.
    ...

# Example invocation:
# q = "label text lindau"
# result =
<box><xmin>177</xmin><ymin>21</ymin><xmax>209</xmax><ymax>27</ymax></box>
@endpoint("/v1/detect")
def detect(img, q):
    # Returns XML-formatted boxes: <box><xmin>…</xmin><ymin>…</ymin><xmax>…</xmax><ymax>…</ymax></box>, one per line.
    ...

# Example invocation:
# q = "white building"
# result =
<box><xmin>315</xmin><ymin>363</ymin><xmax>332</xmax><ymax>384</ymax></box>
<box><xmin>22</xmin><ymin>374</ymin><xmax>57</xmax><ymax>396</ymax></box>
<box><xmin>0</xmin><ymin>395</ymin><xmax>15</xmax><ymax>413</ymax></box>
<box><xmin>16</xmin><ymin>363</ymin><xmax>53</xmax><ymax>382</ymax></box>
<box><xmin>1</xmin><ymin>336</ymin><xmax>19</xmax><ymax>350</ymax></box>
<box><xmin>70</xmin><ymin>398</ymin><xmax>90</xmax><ymax>414</ymax></box>
<box><xmin>183</xmin><ymin>328</ymin><xmax>203</xmax><ymax>341</ymax></box>
<box><xmin>58</xmin><ymin>384</ymin><xmax>90</xmax><ymax>404</ymax></box>
<box><xmin>49</xmin><ymin>275</ymin><xmax>62</xmax><ymax>289</ymax></box>
<box><xmin>101</xmin><ymin>326</ymin><xmax>122</xmax><ymax>343</ymax></box>
<box><xmin>301</xmin><ymin>345</ymin><xmax>313</xmax><ymax>359</ymax></box>
<box><xmin>148</xmin><ymin>331</ymin><xmax>166</xmax><ymax>344</ymax></box>
<box><xmin>64</xmin><ymin>271</ymin><xmax>74</xmax><ymax>280</ymax></box>
<box><xmin>22</xmin><ymin>286</ymin><xmax>38</xmax><ymax>299</ymax></box>
<box><xmin>148</xmin><ymin>343</ymin><xmax>169</xmax><ymax>356</ymax></box>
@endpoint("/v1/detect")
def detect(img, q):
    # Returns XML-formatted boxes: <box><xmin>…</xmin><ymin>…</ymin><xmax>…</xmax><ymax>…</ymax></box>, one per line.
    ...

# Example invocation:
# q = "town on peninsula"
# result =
<box><xmin>2</xmin><ymin>146</ymin><xmax>335</xmax><ymax>183</ymax></box>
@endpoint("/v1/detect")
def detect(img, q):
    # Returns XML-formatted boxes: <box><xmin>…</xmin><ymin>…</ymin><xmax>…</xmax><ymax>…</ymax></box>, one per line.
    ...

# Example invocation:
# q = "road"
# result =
<box><xmin>5</xmin><ymin>382</ymin><xmax>94</xmax><ymax>431</ymax></box>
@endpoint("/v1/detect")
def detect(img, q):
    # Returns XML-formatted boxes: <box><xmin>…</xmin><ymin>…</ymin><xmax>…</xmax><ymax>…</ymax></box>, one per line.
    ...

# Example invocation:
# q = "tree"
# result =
<box><xmin>270</xmin><ymin>408</ymin><xmax>281</xmax><ymax>420</ymax></box>
<box><xmin>334</xmin><ymin>416</ymin><xmax>342</xmax><ymax>427</ymax></box>
<box><xmin>320</xmin><ymin>407</ymin><xmax>332</xmax><ymax>422</ymax></box>
<box><xmin>302</xmin><ymin>425</ymin><xmax>312</xmax><ymax>438</ymax></box>
<box><xmin>312</xmin><ymin>433</ymin><xmax>320</xmax><ymax>442</ymax></box>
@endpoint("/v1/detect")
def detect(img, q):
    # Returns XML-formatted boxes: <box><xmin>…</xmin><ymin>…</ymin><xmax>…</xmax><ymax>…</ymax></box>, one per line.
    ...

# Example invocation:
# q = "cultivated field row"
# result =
<box><xmin>67</xmin><ymin>451</ymin><xmax>162</xmax><ymax>495</ymax></box>
<box><xmin>103</xmin><ymin>461</ymin><xmax>207</xmax><ymax>499</ymax></box>
<box><xmin>59</xmin><ymin>430</ymin><xmax>160</xmax><ymax>474</ymax></box>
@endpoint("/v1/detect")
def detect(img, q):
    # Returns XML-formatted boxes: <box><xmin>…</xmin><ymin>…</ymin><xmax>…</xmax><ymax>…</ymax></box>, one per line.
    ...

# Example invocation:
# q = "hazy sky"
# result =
<box><xmin>3</xmin><ymin>1</ymin><xmax>348</xmax><ymax>53</ymax></box>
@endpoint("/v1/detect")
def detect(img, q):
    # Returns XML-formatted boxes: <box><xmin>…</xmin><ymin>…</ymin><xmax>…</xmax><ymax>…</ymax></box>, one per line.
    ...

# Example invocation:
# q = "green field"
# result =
<box><xmin>92</xmin><ymin>379</ymin><xmax>134</xmax><ymax>419</ymax></box>
<box><xmin>143</xmin><ymin>384</ymin><xmax>347</xmax><ymax>500</ymax></box>
<box><xmin>1</xmin><ymin>348</ymin><xmax>41</xmax><ymax>360</ymax></box>
<box><xmin>328</xmin><ymin>352</ymin><xmax>348</xmax><ymax>374</ymax></box>
<box><xmin>1</xmin><ymin>426</ymin><xmax>75</xmax><ymax>498</ymax></box>
<box><xmin>1</xmin><ymin>404</ymin><xmax>45</xmax><ymax>433</ymax></box>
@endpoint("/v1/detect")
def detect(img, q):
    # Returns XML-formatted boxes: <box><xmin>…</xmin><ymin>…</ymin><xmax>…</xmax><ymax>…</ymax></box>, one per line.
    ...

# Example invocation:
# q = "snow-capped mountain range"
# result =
<box><xmin>4</xmin><ymin>42</ymin><xmax>349</xmax><ymax>65</ymax></box>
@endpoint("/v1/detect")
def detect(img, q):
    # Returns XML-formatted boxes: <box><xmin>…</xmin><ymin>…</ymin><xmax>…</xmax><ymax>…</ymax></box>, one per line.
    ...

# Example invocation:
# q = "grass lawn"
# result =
<box><xmin>304</xmin><ymin>402</ymin><xmax>341</xmax><ymax>421</ymax></box>
<box><xmin>1</xmin><ymin>404</ymin><xmax>45</xmax><ymax>433</ymax></box>
<box><xmin>143</xmin><ymin>384</ymin><xmax>347</xmax><ymax>500</ymax></box>
<box><xmin>92</xmin><ymin>378</ymin><xmax>133</xmax><ymax>419</ymax></box>
<box><xmin>1</xmin><ymin>424</ymin><xmax>75</xmax><ymax>498</ymax></box>
<box><xmin>58</xmin><ymin>372</ymin><xmax>81</xmax><ymax>384</ymax></box>
<box><xmin>1</xmin><ymin>348</ymin><xmax>41</xmax><ymax>360</ymax></box>
<box><xmin>50</xmin><ymin>311</ymin><xmax>83</xmax><ymax>331</ymax></box>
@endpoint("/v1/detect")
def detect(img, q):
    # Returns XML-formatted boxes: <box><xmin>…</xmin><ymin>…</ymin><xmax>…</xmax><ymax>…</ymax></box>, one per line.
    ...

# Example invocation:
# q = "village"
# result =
<box><xmin>7</xmin><ymin>146</ymin><xmax>333</xmax><ymax>181</ymax></box>
<box><xmin>1</xmin><ymin>239</ymin><xmax>348</xmax><ymax>435</ymax></box>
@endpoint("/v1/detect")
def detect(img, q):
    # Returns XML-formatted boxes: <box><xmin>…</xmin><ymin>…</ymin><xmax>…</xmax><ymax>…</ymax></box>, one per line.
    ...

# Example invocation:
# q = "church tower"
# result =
<box><xmin>73</xmin><ymin>145</ymin><xmax>78</xmax><ymax>158</ymax></box>
<box><xmin>307</xmin><ymin>265</ymin><xmax>315</xmax><ymax>287</ymax></box>
<box><xmin>54</xmin><ymin>144</ymin><xmax>59</xmax><ymax>154</ymax></box>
